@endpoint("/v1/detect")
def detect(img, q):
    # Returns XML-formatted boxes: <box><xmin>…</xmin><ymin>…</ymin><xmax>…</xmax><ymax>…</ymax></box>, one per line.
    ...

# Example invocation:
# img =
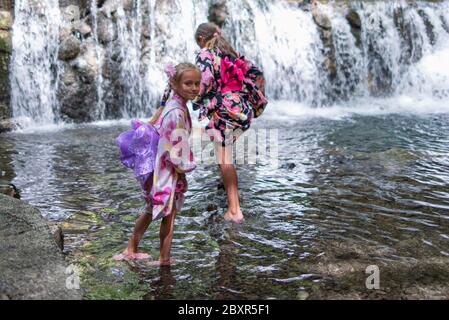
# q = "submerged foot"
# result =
<box><xmin>113</xmin><ymin>249</ymin><xmax>151</xmax><ymax>261</ymax></box>
<box><xmin>224</xmin><ymin>210</ymin><xmax>245</xmax><ymax>224</ymax></box>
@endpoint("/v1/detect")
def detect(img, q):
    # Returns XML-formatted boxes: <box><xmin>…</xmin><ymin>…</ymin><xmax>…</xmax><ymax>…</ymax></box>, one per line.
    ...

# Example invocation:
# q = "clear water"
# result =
<box><xmin>1</xmin><ymin>104</ymin><xmax>449</xmax><ymax>299</ymax></box>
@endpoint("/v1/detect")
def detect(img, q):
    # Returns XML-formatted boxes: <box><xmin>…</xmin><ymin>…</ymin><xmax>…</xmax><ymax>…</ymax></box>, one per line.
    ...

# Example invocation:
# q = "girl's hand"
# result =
<box><xmin>176</xmin><ymin>173</ymin><xmax>188</xmax><ymax>193</ymax></box>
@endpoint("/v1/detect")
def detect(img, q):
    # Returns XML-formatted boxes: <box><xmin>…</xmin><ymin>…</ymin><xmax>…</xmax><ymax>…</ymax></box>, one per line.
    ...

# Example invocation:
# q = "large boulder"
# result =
<box><xmin>0</xmin><ymin>121</ymin><xmax>15</xmax><ymax>133</ymax></box>
<box><xmin>61</xmin><ymin>5</ymin><xmax>80</xmax><ymax>23</ymax></box>
<box><xmin>96</xmin><ymin>11</ymin><xmax>116</xmax><ymax>44</ymax></box>
<box><xmin>0</xmin><ymin>10</ymin><xmax>12</xmax><ymax>30</ymax></box>
<box><xmin>311</xmin><ymin>0</ymin><xmax>332</xmax><ymax>30</ymax></box>
<box><xmin>0</xmin><ymin>194</ymin><xmax>81</xmax><ymax>299</ymax></box>
<box><xmin>58</xmin><ymin>34</ymin><xmax>82</xmax><ymax>61</ymax></box>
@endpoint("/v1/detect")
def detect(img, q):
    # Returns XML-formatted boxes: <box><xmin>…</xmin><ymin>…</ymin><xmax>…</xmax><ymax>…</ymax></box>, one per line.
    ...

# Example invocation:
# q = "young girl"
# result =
<box><xmin>114</xmin><ymin>62</ymin><xmax>200</xmax><ymax>265</ymax></box>
<box><xmin>193</xmin><ymin>22</ymin><xmax>267</xmax><ymax>224</ymax></box>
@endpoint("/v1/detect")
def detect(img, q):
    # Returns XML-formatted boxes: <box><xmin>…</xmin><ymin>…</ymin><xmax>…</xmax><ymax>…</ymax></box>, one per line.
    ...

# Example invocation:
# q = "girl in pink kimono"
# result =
<box><xmin>114</xmin><ymin>63</ymin><xmax>200</xmax><ymax>265</ymax></box>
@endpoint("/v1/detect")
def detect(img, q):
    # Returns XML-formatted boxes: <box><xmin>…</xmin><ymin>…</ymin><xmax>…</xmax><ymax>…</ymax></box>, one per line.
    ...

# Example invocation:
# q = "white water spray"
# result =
<box><xmin>10</xmin><ymin>0</ymin><xmax>61</xmax><ymax>125</ymax></box>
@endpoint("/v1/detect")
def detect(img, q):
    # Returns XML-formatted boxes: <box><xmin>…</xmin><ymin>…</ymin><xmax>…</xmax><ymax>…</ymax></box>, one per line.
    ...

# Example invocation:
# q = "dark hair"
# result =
<box><xmin>195</xmin><ymin>22</ymin><xmax>238</xmax><ymax>58</ymax></box>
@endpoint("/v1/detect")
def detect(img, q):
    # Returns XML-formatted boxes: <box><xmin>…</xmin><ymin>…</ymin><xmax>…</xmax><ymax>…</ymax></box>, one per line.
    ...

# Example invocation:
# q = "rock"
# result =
<box><xmin>71</xmin><ymin>40</ymin><xmax>100</xmax><ymax>80</ymax></box>
<box><xmin>0</xmin><ymin>102</ymin><xmax>9</xmax><ymax>120</ymax></box>
<box><xmin>59</xmin><ymin>26</ymin><xmax>73</xmax><ymax>43</ymax></box>
<box><xmin>57</xmin><ymin>38</ymin><xmax>100</xmax><ymax>122</ymax></box>
<box><xmin>101</xmin><ymin>0</ymin><xmax>121</xmax><ymax>17</ymax></box>
<box><xmin>60</xmin><ymin>65</ymin><xmax>78</xmax><ymax>86</ymax></box>
<box><xmin>324</xmin><ymin>56</ymin><xmax>337</xmax><ymax>80</ymax></box>
<box><xmin>417</xmin><ymin>9</ymin><xmax>436</xmax><ymax>45</ymax></box>
<box><xmin>98</xmin><ymin>0</ymin><xmax>108</xmax><ymax>7</ymax></box>
<box><xmin>0</xmin><ymin>194</ymin><xmax>81</xmax><ymax>299</ymax></box>
<box><xmin>141</xmin><ymin>16</ymin><xmax>151</xmax><ymax>39</ymax></box>
<box><xmin>0</xmin><ymin>184</ymin><xmax>14</xmax><ymax>197</ymax></box>
<box><xmin>285</xmin><ymin>0</ymin><xmax>309</xmax><ymax>8</ymax></box>
<box><xmin>311</xmin><ymin>1</ymin><xmax>332</xmax><ymax>30</ymax></box>
<box><xmin>0</xmin><ymin>119</ymin><xmax>16</xmax><ymax>133</ymax></box>
<box><xmin>48</xmin><ymin>223</ymin><xmax>64</xmax><ymax>252</ymax></box>
<box><xmin>0</xmin><ymin>11</ymin><xmax>12</xmax><ymax>31</ymax></box>
<box><xmin>0</xmin><ymin>183</ymin><xmax>20</xmax><ymax>199</ymax></box>
<box><xmin>72</xmin><ymin>20</ymin><xmax>93</xmax><ymax>39</ymax></box>
<box><xmin>296</xmin><ymin>291</ymin><xmax>309</xmax><ymax>300</ymax></box>
<box><xmin>0</xmin><ymin>29</ymin><xmax>12</xmax><ymax>53</ymax></box>
<box><xmin>281</xmin><ymin>162</ymin><xmax>296</xmax><ymax>170</ymax></box>
<box><xmin>208</xmin><ymin>1</ymin><xmax>228</xmax><ymax>28</ymax></box>
<box><xmin>97</xmin><ymin>12</ymin><xmax>116</xmax><ymax>44</ymax></box>
<box><xmin>61</xmin><ymin>5</ymin><xmax>80</xmax><ymax>23</ymax></box>
<box><xmin>58</xmin><ymin>77</ymin><xmax>97</xmax><ymax>122</ymax></box>
<box><xmin>122</xmin><ymin>0</ymin><xmax>134</xmax><ymax>11</ymax></box>
<box><xmin>58</xmin><ymin>35</ymin><xmax>81</xmax><ymax>61</ymax></box>
<box><xmin>346</xmin><ymin>9</ymin><xmax>361</xmax><ymax>29</ymax></box>
<box><xmin>206</xmin><ymin>203</ymin><xmax>218</xmax><ymax>212</ymax></box>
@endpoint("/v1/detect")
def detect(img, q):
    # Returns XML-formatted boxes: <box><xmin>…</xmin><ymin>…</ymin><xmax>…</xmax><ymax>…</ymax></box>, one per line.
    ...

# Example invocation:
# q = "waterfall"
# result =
<box><xmin>10</xmin><ymin>0</ymin><xmax>61</xmax><ymax>125</ymax></box>
<box><xmin>8</xmin><ymin>0</ymin><xmax>449</xmax><ymax>126</ymax></box>
<box><xmin>90</xmin><ymin>0</ymin><xmax>106</xmax><ymax>120</ymax></box>
<box><xmin>397</xmin><ymin>2</ymin><xmax>449</xmax><ymax>100</ymax></box>
<box><xmin>225</xmin><ymin>0</ymin><xmax>329</xmax><ymax>105</ymax></box>
<box><xmin>110</xmin><ymin>0</ymin><xmax>208</xmax><ymax>118</ymax></box>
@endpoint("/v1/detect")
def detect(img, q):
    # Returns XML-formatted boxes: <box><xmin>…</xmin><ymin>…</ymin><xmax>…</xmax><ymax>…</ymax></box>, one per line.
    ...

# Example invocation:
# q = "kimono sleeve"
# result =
<box><xmin>163</xmin><ymin>109</ymin><xmax>196</xmax><ymax>174</ymax></box>
<box><xmin>245</xmin><ymin>59</ymin><xmax>266</xmax><ymax>95</ymax></box>
<box><xmin>192</xmin><ymin>49</ymin><xmax>218</xmax><ymax>117</ymax></box>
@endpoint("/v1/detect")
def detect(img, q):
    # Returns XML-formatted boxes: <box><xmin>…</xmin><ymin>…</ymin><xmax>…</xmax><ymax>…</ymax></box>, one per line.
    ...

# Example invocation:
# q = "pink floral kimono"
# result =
<box><xmin>146</xmin><ymin>94</ymin><xmax>196</xmax><ymax>221</ymax></box>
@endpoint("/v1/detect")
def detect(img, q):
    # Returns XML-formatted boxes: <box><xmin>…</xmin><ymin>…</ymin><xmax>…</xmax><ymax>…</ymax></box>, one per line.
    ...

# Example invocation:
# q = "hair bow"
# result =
<box><xmin>164</xmin><ymin>64</ymin><xmax>176</xmax><ymax>78</ymax></box>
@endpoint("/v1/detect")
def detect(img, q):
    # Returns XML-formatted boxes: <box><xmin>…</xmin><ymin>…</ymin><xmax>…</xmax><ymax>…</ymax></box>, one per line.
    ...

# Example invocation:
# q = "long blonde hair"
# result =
<box><xmin>195</xmin><ymin>22</ymin><xmax>238</xmax><ymax>58</ymax></box>
<box><xmin>149</xmin><ymin>62</ymin><xmax>200</xmax><ymax>124</ymax></box>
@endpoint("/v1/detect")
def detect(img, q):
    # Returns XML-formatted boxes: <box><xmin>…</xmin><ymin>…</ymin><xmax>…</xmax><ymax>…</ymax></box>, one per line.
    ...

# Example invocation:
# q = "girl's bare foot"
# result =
<box><xmin>113</xmin><ymin>249</ymin><xmax>151</xmax><ymax>261</ymax></box>
<box><xmin>224</xmin><ymin>210</ymin><xmax>245</xmax><ymax>224</ymax></box>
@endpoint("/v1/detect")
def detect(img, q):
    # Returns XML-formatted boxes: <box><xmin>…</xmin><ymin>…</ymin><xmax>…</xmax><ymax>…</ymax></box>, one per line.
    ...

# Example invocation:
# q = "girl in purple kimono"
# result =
<box><xmin>193</xmin><ymin>23</ymin><xmax>268</xmax><ymax>224</ymax></box>
<box><xmin>114</xmin><ymin>63</ymin><xmax>200</xmax><ymax>265</ymax></box>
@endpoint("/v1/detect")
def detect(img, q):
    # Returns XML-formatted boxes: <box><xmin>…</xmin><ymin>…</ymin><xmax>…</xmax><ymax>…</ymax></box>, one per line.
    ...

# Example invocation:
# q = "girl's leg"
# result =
<box><xmin>159</xmin><ymin>207</ymin><xmax>177</xmax><ymax>264</ymax></box>
<box><xmin>124</xmin><ymin>210</ymin><xmax>152</xmax><ymax>255</ymax></box>
<box><xmin>216</xmin><ymin>144</ymin><xmax>244</xmax><ymax>223</ymax></box>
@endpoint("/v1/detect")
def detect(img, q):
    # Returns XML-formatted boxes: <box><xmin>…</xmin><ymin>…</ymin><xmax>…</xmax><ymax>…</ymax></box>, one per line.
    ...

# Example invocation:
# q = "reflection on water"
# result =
<box><xmin>1</xmin><ymin>113</ymin><xmax>449</xmax><ymax>299</ymax></box>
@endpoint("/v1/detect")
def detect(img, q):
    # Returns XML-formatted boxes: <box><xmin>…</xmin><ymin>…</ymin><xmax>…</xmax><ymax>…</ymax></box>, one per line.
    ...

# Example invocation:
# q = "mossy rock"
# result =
<box><xmin>0</xmin><ymin>11</ymin><xmax>12</xmax><ymax>31</ymax></box>
<box><xmin>0</xmin><ymin>30</ymin><xmax>11</xmax><ymax>54</ymax></box>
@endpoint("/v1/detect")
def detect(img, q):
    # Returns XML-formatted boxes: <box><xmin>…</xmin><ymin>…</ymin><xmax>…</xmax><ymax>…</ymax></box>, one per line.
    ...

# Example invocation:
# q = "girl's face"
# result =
<box><xmin>172</xmin><ymin>70</ymin><xmax>201</xmax><ymax>102</ymax></box>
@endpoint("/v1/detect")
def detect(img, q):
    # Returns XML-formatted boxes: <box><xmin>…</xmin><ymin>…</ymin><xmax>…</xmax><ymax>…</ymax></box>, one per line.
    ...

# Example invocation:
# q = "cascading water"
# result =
<box><xmin>105</xmin><ymin>0</ymin><xmax>208</xmax><ymax>118</ymax></box>
<box><xmin>10</xmin><ymin>0</ymin><xmax>61</xmax><ymax>126</ymax></box>
<box><xmin>225</xmin><ymin>0</ymin><xmax>330</xmax><ymax>105</ymax></box>
<box><xmin>115</xmin><ymin>0</ymin><xmax>144</xmax><ymax>117</ymax></box>
<box><xmin>397</xmin><ymin>2</ymin><xmax>449</xmax><ymax>100</ymax></box>
<box><xmin>90</xmin><ymin>0</ymin><xmax>106</xmax><ymax>120</ymax></box>
<box><xmin>320</xmin><ymin>3</ymin><xmax>367</xmax><ymax>101</ymax></box>
<box><xmin>8</xmin><ymin>0</ymin><xmax>449</xmax><ymax>126</ymax></box>
<box><xmin>329</xmin><ymin>0</ymin><xmax>449</xmax><ymax>103</ymax></box>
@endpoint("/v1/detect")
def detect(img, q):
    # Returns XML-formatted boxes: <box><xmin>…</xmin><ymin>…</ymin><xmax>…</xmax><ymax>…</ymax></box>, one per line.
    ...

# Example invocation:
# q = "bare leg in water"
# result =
<box><xmin>121</xmin><ymin>209</ymin><xmax>153</xmax><ymax>258</ymax></box>
<box><xmin>216</xmin><ymin>144</ymin><xmax>244</xmax><ymax>223</ymax></box>
<box><xmin>144</xmin><ymin>206</ymin><xmax>178</xmax><ymax>266</ymax></box>
<box><xmin>158</xmin><ymin>207</ymin><xmax>177</xmax><ymax>265</ymax></box>
<box><xmin>120</xmin><ymin>205</ymin><xmax>178</xmax><ymax>264</ymax></box>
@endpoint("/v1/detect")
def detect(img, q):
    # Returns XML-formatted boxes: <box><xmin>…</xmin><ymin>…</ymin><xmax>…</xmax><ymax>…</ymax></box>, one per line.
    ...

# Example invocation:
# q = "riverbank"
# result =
<box><xmin>0</xmin><ymin>193</ymin><xmax>81</xmax><ymax>299</ymax></box>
